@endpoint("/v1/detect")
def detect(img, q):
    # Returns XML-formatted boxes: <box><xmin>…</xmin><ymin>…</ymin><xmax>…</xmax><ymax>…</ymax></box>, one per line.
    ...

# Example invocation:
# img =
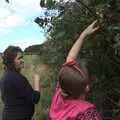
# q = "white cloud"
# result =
<box><xmin>0</xmin><ymin>38</ymin><xmax>45</xmax><ymax>52</ymax></box>
<box><xmin>10</xmin><ymin>0</ymin><xmax>41</xmax><ymax>17</ymax></box>
<box><xmin>12</xmin><ymin>39</ymin><xmax>44</xmax><ymax>50</ymax></box>
<box><xmin>0</xmin><ymin>0</ymin><xmax>42</xmax><ymax>30</ymax></box>
<box><xmin>0</xmin><ymin>14</ymin><xmax>25</xmax><ymax>28</ymax></box>
<box><xmin>0</xmin><ymin>0</ymin><xmax>46</xmax><ymax>52</ymax></box>
<box><xmin>0</xmin><ymin>28</ymin><xmax>13</xmax><ymax>34</ymax></box>
<box><xmin>0</xmin><ymin>7</ymin><xmax>10</xmax><ymax>18</ymax></box>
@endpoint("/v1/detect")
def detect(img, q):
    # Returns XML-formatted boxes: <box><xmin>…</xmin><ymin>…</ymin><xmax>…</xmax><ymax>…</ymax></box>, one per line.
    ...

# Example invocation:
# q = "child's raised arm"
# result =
<box><xmin>66</xmin><ymin>20</ymin><xmax>100</xmax><ymax>62</ymax></box>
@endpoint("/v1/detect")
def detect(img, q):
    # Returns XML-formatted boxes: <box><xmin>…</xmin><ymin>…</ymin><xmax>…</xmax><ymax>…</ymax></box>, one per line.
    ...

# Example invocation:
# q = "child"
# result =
<box><xmin>50</xmin><ymin>20</ymin><xmax>102</xmax><ymax>120</ymax></box>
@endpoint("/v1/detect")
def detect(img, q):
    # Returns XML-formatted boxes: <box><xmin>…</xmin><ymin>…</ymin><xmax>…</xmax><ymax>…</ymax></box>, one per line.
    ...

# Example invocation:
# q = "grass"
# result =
<box><xmin>0</xmin><ymin>55</ymin><xmax>55</xmax><ymax>120</ymax></box>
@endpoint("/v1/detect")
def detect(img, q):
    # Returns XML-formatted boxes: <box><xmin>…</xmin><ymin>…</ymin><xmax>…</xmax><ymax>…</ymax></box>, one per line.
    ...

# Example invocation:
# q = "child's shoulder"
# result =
<box><xmin>76</xmin><ymin>107</ymin><xmax>102</xmax><ymax>120</ymax></box>
<box><xmin>69</xmin><ymin>99</ymin><xmax>95</xmax><ymax>112</ymax></box>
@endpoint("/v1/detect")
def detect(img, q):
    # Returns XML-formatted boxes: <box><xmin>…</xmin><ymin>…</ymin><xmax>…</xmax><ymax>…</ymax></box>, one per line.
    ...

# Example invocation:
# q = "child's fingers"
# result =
<box><xmin>93</xmin><ymin>26</ymin><xmax>100</xmax><ymax>32</ymax></box>
<box><xmin>92</xmin><ymin>20</ymin><xmax>98</xmax><ymax>25</ymax></box>
<box><xmin>94</xmin><ymin>19</ymin><xmax>104</xmax><ymax>28</ymax></box>
<box><xmin>90</xmin><ymin>20</ymin><xmax>98</xmax><ymax>27</ymax></box>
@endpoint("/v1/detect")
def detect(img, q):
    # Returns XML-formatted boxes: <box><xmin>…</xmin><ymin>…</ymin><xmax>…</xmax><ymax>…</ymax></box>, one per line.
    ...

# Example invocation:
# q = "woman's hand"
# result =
<box><xmin>33</xmin><ymin>65</ymin><xmax>42</xmax><ymax>92</ymax></box>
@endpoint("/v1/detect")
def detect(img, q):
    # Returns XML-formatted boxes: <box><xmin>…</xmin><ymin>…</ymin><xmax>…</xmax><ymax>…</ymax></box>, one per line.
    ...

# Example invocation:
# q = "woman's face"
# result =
<box><xmin>14</xmin><ymin>52</ymin><xmax>24</xmax><ymax>72</ymax></box>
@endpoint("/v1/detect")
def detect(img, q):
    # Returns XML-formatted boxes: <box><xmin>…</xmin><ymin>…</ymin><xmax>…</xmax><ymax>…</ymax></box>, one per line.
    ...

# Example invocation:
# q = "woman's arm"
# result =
<box><xmin>12</xmin><ymin>73</ymin><xmax>40</xmax><ymax>104</ymax></box>
<box><xmin>66</xmin><ymin>20</ymin><xmax>100</xmax><ymax>62</ymax></box>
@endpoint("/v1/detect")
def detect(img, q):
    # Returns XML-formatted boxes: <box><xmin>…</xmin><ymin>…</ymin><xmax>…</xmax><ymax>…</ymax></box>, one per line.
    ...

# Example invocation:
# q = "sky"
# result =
<box><xmin>0</xmin><ymin>0</ymin><xmax>47</xmax><ymax>52</ymax></box>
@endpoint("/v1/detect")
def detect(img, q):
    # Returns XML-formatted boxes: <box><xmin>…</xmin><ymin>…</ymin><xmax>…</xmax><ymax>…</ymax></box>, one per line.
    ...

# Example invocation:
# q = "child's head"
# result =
<box><xmin>58</xmin><ymin>64</ymin><xmax>90</xmax><ymax>99</ymax></box>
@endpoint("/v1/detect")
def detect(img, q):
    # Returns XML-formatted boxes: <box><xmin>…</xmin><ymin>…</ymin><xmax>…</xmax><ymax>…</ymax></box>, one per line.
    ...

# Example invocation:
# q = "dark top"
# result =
<box><xmin>0</xmin><ymin>70</ymin><xmax>40</xmax><ymax>120</ymax></box>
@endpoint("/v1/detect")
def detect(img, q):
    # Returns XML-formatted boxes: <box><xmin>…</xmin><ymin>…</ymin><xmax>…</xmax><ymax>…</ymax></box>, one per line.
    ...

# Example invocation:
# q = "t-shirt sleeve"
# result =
<box><xmin>11</xmin><ymin>72</ymin><xmax>40</xmax><ymax>104</ymax></box>
<box><xmin>76</xmin><ymin>107</ymin><xmax>102</xmax><ymax>120</ymax></box>
<box><xmin>62</xmin><ymin>60</ymin><xmax>80</xmax><ymax>67</ymax></box>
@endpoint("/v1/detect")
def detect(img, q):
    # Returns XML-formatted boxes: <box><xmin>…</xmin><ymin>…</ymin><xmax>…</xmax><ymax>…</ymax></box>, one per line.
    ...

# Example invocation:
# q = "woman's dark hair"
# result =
<box><xmin>58</xmin><ymin>66</ymin><xmax>89</xmax><ymax>99</ymax></box>
<box><xmin>2</xmin><ymin>46</ymin><xmax>23</xmax><ymax>71</ymax></box>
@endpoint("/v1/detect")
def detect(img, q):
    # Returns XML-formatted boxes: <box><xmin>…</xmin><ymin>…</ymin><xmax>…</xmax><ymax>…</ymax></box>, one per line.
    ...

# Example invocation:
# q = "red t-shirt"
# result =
<box><xmin>50</xmin><ymin>85</ymin><xmax>102</xmax><ymax>120</ymax></box>
<box><xmin>50</xmin><ymin>60</ymin><xmax>102</xmax><ymax>120</ymax></box>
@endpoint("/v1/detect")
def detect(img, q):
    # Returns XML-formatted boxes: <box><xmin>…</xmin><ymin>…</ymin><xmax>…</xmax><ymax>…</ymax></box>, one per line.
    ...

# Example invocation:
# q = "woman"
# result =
<box><xmin>0</xmin><ymin>46</ymin><xmax>40</xmax><ymax>120</ymax></box>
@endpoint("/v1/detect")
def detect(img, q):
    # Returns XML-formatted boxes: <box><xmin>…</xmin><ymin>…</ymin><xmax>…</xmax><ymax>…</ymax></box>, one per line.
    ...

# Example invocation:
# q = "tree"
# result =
<box><xmin>36</xmin><ymin>0</ymin><xmax>120</xmax><ymax>119</ymax></box>
<box><xmin>5</xmin><ymin>0</ymin><xmax>9</xmax><ymax>3</ymax></box>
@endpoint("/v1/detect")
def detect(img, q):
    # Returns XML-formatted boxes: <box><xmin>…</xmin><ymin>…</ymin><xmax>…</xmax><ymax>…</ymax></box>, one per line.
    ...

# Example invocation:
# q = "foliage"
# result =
<box><xmin>40</xmin><ymin>0</ymin><xmax>56</xmax><ymax>8</ymax></box>
<box><xmin>35</xmin><ymin>0</ymin><xmax>120</xmax><ymax>119</ymax></box>
<box><xmin>10</xmin><ymin>0</ymin><xmax>120</xmax><ymax>119</ymax></box>
<box><xmin>24</xmin><ymin>44</ymin><xmax>43</xmax><ymax>55</ymax></box>
<box><xmin>6</xmin><ymin>0</ymin><xmax>120</xmax><ymax>119</ymax></box>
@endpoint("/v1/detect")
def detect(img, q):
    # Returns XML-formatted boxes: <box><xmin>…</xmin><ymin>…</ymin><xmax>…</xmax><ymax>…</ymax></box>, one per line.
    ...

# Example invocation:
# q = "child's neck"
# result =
<box><xmin>78</xmin><ymin>94</ymin><xmax>86</xmax><ymax>100</ymax></box>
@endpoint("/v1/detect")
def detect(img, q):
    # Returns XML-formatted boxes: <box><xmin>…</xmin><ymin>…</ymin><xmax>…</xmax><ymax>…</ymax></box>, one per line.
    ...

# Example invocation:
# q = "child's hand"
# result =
<box><xmin>82</xmin><ymin>20</ymin><xmax>100</xmax><ymax>36</ymax></box>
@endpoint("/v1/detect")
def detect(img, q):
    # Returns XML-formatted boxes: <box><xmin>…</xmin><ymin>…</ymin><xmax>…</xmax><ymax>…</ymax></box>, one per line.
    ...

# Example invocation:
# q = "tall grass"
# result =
<box><xmin>0</xmin><ymin>55</ymin><xmax>55</xmax><ymax>120</ymax></box>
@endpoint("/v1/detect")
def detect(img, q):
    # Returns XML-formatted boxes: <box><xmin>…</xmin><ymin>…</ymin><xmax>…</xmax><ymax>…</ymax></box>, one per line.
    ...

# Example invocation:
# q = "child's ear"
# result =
<box><xmin>85</xmin><ymin>85</ymin><xmax>90</xmax><ymax>93</ymax></box>
<box><xmin>85</xmin><ymin>84</ymin><xmax>93</xmax><ymax>95</ymax></box>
